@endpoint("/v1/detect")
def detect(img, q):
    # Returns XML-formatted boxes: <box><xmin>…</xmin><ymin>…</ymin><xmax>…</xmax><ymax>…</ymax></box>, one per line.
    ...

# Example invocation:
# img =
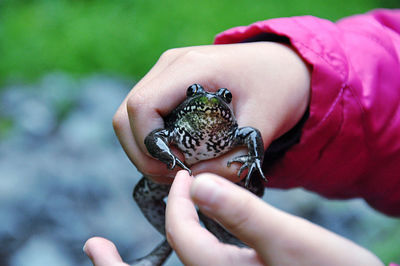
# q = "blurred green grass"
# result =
<box><xmin>0</xmin><ymin>0</ymin><xmax>394</xmax><ymax>85</ymax></box>
<box><xmin>372</xmin><ymin>223</ymin><xmax>400</xmax><ymax>264</ymax></box>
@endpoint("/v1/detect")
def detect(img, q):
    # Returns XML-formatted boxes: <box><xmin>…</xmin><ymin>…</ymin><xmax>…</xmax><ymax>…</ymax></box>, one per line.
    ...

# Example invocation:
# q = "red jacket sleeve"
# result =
<box><xmin>215</xmin><ymin>9</ymin><xmax>400</xmax><ymax>216</ymax></box>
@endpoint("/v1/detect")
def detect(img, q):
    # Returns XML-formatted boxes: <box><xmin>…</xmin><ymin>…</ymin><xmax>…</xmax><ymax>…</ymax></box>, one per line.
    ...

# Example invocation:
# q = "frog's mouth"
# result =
<box><xmin>187</xmin><ymin>95</ymin><xmax>232</xmax><ymax>121</ymax></box>
<box><xmin>192</xmin><ymin>94</ymin><xmax>231</xmax><ymax>109</ymax></box>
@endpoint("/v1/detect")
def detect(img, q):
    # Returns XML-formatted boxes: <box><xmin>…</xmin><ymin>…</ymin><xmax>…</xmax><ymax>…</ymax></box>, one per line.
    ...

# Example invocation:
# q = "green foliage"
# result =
<box><xmin>0</xmin><ymin>0</ymin><xmax>384</xmax><ymax>85</ymax></box>
<box><xmin>372</xmin><ymin>222</ymin><xmax>400</xmax><ymax>264</ymax></box>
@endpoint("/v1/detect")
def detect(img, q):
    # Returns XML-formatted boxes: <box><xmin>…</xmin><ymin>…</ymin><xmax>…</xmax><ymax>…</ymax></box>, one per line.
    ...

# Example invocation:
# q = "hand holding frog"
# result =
<box><xmin>112</xmin><ymin>42</ymin><xmax>310</xmax><ymax>184</ymax></box>
<box><xmin>166</xmin><ymin>171</ymin><xmax>382</xmax><ymax>266</ymax></box>
<box><xmin>109</xmin><ymin>42</ymin><xmax>312</xmax><ymax>265</ymax></box>
<box><xmin>84</xmin><ymin>171</ymin><xmax>382</xmax><ymax>266</ymax></box>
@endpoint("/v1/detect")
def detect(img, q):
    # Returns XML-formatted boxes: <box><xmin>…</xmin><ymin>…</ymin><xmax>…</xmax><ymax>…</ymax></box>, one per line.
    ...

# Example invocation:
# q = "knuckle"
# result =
<box><xmin>159</xmin><ymin>48</ymin><xmax>181</xmax><ymax>61</ymax></box>
<box><xmin>112</xmin><ymin>111</ymin><xmax>125</xmax><ymax>132</ymax></box>
<box><xmin>224</xmin><ymin>196</ymin><xmax>254</xmax><ymax>232</ymax></box>
<box><xmin>126</xmin><ymin>92</ymin><xmax>147</xmax><ymax>115</ymax></box>
<box><xmin>179</xmin><ymin>49</ymin><xmax>208</xmax><ymax>63</ymax></box>
<box><xmin>230</xmin><ymin>211</ymin><xmax>252</xmax><ymax>233</ymax></box>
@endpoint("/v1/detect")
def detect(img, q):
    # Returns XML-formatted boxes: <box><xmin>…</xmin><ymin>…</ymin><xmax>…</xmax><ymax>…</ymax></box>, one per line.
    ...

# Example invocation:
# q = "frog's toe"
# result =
<box><xmin>255</xmin><ymin>158</ymin><xmax>267</xmax><ymax>181</ymax></box>
<box><xmin>244</xmin><ymin>163</ymin><xmax>256</xmax><ymax>187</ymax></box>
<box><xmin>228</xmin><ymin>155</ymin><xmax>250</xmax><ymax>177</ymax></box>
<box><xmin>247</xmin><ymin>158</ymin><xmax>267</xmax><ymax>182</ymax></box>
<box><xmin>227</xmin><ymin>155</ymin><xmax>248</xmax><ymax>167</ymax></box>
<box><xmin>237</xmin><ymin>163</ymin><xmax>248</xmax><ymax>178</ymax></box>
<box><xmin>228</xmin><ymin>156</ymin><xmax>267</xmax><ymax>187</ymax></box>
<box><xmin>166</xmin><ymin>158</ymin><xmax>176</xmax><ymax>170</ymax></box>
<box><xmin>175</xmin><ymin>157</ymin><xmax>192</xmax><ymax>175</ymax></box>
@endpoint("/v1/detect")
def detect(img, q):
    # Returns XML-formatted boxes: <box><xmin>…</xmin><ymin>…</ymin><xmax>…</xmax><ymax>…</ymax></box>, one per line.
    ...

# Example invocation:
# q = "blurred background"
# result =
<box><xmin>1</xmin><ymin>0</ymin><xmax>399</xmax><ymax>265</ymax></box>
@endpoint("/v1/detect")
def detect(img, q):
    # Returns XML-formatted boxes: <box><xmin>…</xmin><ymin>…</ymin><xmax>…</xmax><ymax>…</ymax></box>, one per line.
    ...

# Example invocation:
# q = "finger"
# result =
<box><xmin>83</xmin><ymin>237</ymin><xmax>128</xmax><ymax>266</ymax></box>
<box><xmin>166</xmin><ymin>171</ymin><xmax>263</xmax><ymax>266</ymax></box>
<box><xmin>166</xmin><ymin>170</ymin><xmax>215</xmax><ymax>250</ymax></box>
<box><xmin>189</xmin><ymin>173</ymin><xmax>295</xmax><ymax>262</ymax></box>
<box><xmin>113</xmin><ymin>107</ymin><xmax>176</xmax><ymax>182</ymax></box>
<box><xmin>112</xmin><ymin>50</ymin><xmax>185</xmax><ymax>180</ymax></box>
<box><xmin>190</xmin><ymin>147</ymin><xmax>249</xmax><ymax>182</ymax></box>
<box><xmin>191</xmin><ymin>173</ymin><xmax>385</xmax><ymax>266</ymax></box>
<box><xmin>114</xmin><ymin>46</ymin><xmax>184</xmax><ymax>117</ymax></box>
<box><xmin>113</xmin><ymin>95</ymin><xmax>190</xmax><ymax>182</ymax></box>
<box><xmin>126</xmin><ymin>47</ymin><xmax>223</xmax><ymax>154</ymax></box>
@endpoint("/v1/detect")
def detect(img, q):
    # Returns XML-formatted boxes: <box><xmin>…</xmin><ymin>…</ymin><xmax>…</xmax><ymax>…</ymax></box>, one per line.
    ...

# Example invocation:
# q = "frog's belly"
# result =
<box><xmin>177</xmin><ymin>137</ymin><xmax>232</xmax><ymax>166</ymax></box>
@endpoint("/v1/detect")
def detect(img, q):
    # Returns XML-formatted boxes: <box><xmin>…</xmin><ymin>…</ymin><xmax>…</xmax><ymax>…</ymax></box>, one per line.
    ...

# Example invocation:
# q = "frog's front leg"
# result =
<box><xmin>145</xmin><ymin>128</ymin><xmax>191</xmax><ymax>174</ymax></box>
<box><xmin>131</xmin><ymin>177</ymin><xmax>172</xmax><ymax>266</ymax></box>
<box><xmin>228</xmin><ymin>127</ymin><xmax>267</xmax><ymax>187</ymax></box>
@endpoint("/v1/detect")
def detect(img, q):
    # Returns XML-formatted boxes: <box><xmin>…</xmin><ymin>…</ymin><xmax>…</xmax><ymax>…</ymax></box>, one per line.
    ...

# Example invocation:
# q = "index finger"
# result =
<box><xmin>113</xmin><ymin>47</ymin><xmax>217</xmax><ymax>179</ymax></box>
<box><xmin>126</xmin><ymin>52</ymin><xmax>221</xmax><ymax>155</ymax></box>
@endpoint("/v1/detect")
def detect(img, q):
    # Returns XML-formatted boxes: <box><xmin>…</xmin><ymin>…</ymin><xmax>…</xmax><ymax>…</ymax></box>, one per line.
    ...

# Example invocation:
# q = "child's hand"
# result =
<box><xmin>166</xmin><ymin>171</ymin><xmax>383</xmax><ymax>266</ymax></box>
<box><xmin>112</xmin><ymin>42</ymin><xmax>310</xmax><ymax>184</ymax></box>
<box><xmin>84</xmin><ymin>171</ymin><xmax>383</xmax><ymax>266</ymax></box>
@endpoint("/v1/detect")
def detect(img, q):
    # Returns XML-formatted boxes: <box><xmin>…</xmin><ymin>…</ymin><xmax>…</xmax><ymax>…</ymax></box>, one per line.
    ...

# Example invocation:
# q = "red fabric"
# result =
<box><xmin>215</xmin><ymin>9</ymin><xmax>400</xmax><ymax>216</ymax></box>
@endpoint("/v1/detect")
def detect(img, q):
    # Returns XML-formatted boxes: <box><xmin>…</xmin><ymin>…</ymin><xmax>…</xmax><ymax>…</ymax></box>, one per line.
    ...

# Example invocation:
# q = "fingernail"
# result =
<box><xmin>191</xmin><ymin>174</ymin><xmax>221</xmax><ymax>207</ymax></box>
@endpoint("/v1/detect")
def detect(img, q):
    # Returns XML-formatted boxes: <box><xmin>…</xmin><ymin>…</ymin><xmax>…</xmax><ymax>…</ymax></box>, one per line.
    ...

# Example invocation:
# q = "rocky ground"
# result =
<box><xmin>0</xmin><ymin>74</ymin><xmax>398</xmax><ymax>265</ymax></box>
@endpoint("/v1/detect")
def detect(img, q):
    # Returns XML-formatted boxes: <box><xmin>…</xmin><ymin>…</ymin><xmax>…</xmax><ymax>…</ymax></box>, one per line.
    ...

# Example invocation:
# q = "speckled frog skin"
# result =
<box><xmin>131</xmin><ymin>84</ymin><xmax>267</xmax><ymax>266</ymax></box>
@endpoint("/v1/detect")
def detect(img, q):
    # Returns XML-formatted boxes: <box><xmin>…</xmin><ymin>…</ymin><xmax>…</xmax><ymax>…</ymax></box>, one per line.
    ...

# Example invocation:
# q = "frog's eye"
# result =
<box><xmin>187</xmin><ymin>84</ymin><xmax>204</xmax><ymax>97</ymax></box>
<box><xmin>217</xmin><ymin>88</ymin><xmax>232</xmax><ymax>104</ymax></box>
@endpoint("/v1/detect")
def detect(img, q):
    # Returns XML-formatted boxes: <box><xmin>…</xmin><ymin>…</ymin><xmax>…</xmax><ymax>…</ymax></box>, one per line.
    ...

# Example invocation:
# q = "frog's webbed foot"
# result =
<box><xmin>227</xmin><ymin>155</ymin><xmax>266</xmax><ymax>187</ymax></box>
<box><xmin>229</xmin><ymin>126</ymin><xmax>267</xmax><ymax>187</ymax></box>
<box><xmin>145</xmin><ymin>128</ymin><xmax>192</xmax><ymax>175</ymax></box>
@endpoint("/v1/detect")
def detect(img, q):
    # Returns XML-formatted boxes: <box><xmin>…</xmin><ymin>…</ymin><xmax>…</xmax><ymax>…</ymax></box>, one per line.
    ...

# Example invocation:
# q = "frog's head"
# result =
<box><xmin>186</xmin><ymin>84</ymin><xmax>232</xmax><ymax>109</ymax></box>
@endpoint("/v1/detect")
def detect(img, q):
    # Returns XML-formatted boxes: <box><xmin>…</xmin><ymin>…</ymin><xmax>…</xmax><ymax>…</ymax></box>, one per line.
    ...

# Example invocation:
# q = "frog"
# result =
<box><xmin>131</xmin><ymin>84</ymin><xmax>267</xmax><ymax>266</ymax></box>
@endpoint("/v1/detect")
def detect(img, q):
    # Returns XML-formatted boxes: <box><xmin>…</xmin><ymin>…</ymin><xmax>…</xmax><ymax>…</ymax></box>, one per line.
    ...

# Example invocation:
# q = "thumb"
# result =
<box><xmin>84</xmin><ymin>237</ymin><xmax>128</xmax><ymax>266</ymax></box>
<box><xmin>190</xmin><ymin>173</ymin><xmax>294</xmax><ymax>254</ymax></box>
<box><xmin>190</xmin><ymin>173</ymin><xmax>384</xmax><ymax>266</ymax></box>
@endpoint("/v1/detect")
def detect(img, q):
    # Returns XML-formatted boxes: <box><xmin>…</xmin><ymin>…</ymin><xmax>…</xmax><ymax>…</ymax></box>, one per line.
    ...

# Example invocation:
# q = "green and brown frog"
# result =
<box><xmin>132</xmin><ymin>84</ymin><xmax>266</xmax><ymax>266</ymax></box>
